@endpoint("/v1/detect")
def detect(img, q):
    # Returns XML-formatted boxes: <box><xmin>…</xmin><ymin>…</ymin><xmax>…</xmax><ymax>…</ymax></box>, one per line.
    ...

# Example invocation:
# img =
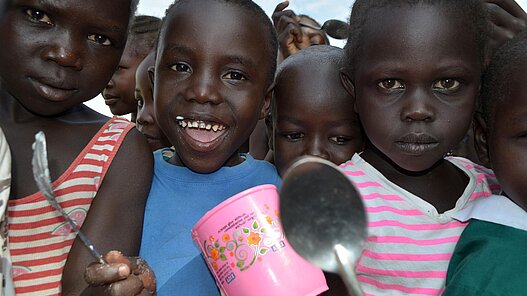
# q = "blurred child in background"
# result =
<box><xmin>444</xmin><ymin>29</ymin><xmax>527</xmax><ymax>296</ymax></box>
<box><xmin>104</xmin><ymin>15</ymin><xmax>161</xmax><ymax>122</ymax></box>
<box><xmin>268</xmin><ymin>45</ymin><xmax>363</xmax><ymax>175</ymax></box>
<box><xmin>135</xmin><ymin>51</ymin><xmax>171</xmax><ymax>151</ymax></box>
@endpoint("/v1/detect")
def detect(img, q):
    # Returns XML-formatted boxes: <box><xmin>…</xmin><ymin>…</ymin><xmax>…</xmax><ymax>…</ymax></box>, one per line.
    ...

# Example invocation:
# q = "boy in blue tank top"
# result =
<box><xmin>139</xmin><ymin>0</ymin><xmax>280</xmax><ymax>294</ymax></box>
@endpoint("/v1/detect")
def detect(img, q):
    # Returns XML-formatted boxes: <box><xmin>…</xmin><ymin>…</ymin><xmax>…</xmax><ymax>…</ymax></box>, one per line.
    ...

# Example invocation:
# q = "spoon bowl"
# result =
<box><xmin>279</xmin><ymin>156</ymin><xmax>366</xmax><ymax>295</ymax></box>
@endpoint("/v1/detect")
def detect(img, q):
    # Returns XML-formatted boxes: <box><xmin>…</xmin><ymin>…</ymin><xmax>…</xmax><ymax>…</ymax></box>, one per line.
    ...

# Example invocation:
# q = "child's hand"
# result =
<box><xmin>483</xmin><ymin>0</ymin><xmax>527</xmax><ymax>57</ymax></box>
<box><xmin>84</xmin><ymin>250</ymin><xmax>156</xmax><ymax>296</ymax></box>
<box><xmin>272</xmin><ymin>1</ymin><xmax>310</xmax><ymax>60</ymax></box>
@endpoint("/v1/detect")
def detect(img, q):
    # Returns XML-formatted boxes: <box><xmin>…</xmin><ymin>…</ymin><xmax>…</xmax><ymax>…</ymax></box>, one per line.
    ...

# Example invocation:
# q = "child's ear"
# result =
<box><xmin>260</xmin><ymin>83</ymin><xmax>274</xmax><ymax>119</ymax></box>
<box><xmin>148</xmin><ymin>66</ymin><xmax>155</xmax><ymax>89</ymax></box>
<box><xmin>339</xmin><ymin>69</ymin><xmax>357</xmax><ymax>113</ymax></box>
<box><xmin>474</xmin><ymin>111</ymin><xmax>491</xmax><ymax>167</ymax></box>
<box><xmin>265</xmin><ymin>113</ymin><xmax>274</xmax><ymax>152</ymax></box>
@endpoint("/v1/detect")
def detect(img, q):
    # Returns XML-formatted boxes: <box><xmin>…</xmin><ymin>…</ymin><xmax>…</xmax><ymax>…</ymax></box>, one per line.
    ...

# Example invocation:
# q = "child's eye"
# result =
<box><xmin>136</xmin><ymin>98</ymin><xmax>144</xmax><ymax>108</ymax></box>
<box><xmin>284</xmin><ymin>132</ymin><xmax>304</xmax><ymax>142</ymax></box>
<box><xmin>329</xmin><ymin>136</ymin><xmax>350</xmax><ymax>145</ymax></box>
<box><xmin>433</xmin><ymin>79</ymin><xmax>460</xmax><ymax>91</ymax></box>
<box><xmin>171</xmin><ymin>63</ymin><xmax>191</xmax><ymax>73</ymax></box>
<box><xmin>223</xmin><ymin>71</ymin><xmax>246</xmax><ymax>81</ymax></box>
<box><xmin>25</xmin><ymin>8</ymin><xmax>52</xmax><ymax>25</ymax></box>
<box><xmin>378</xmin><ymin>79</ymin><xmax>404</xmax><ymax>90</ymax></box>
<box><xmin>87</xmin><ymin>34</ymin><xmax>112</xmax><ymax>46</ymax></box>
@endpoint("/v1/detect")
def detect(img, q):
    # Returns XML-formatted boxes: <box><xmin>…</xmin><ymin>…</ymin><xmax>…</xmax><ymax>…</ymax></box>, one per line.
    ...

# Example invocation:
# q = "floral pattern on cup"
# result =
<box><xmin>203</xmin><ymin>213</ymin><xmax>285</xmax><ymax>272</ymax></box>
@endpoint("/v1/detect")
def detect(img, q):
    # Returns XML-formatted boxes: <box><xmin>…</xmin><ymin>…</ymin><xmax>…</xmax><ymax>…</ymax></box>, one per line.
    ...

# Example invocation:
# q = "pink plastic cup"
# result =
<box><xmin>192</xmin><ymin>184</ymin><xmax>328</xmax><ymax>296</ymax></box>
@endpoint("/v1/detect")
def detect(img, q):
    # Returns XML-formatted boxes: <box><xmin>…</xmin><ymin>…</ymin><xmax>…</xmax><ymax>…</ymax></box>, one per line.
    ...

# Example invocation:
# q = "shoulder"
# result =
<box><xmin>445</xmin><ymin>220</ymin><xmax>527</xmax><ymax>296</ymax></box>
<box><xmin>447</xmin><ymin>156</ymin><xmax>500</xmax><ymax>194</ymax></box>
<box><xmin>245</xmin><ymin>156</ymin><xmax>281</xmax><ymax>185</ymax></box>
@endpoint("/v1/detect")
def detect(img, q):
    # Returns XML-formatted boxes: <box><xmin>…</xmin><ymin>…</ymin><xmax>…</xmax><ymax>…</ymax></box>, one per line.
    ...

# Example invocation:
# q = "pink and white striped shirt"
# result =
<box><xmin>339</xmin><ymin>154</ymin><xmax>499</xmax><ymax>295</ymax></box>
<box><xmin>7</xmin><ymin>117</ymin><xmax>133</xmax><ymax>296</ymax></box>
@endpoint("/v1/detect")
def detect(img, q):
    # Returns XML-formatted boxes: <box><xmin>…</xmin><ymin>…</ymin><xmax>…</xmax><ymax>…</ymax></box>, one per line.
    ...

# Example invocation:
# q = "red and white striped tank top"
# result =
<box><xmin>7</xmin><ymin>117</ymin><xmax>133</xmax><ymax>296</ymax></box>
<box><xmin>339</xmin><ymin>154</ymin><xmax>500</xmax><ymax>295</ymax></box>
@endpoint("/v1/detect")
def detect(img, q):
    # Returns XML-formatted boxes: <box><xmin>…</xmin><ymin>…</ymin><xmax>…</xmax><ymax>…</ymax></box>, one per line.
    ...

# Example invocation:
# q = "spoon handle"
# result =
<box><xmin>32</xmin><ymin>131</ymin><xmax>106</xmax><ymax>265</ymax></box>
<box><xmin>334</xmin><ymin>245</ymin><xmax>364</xmax><ymax>296</ymax></box>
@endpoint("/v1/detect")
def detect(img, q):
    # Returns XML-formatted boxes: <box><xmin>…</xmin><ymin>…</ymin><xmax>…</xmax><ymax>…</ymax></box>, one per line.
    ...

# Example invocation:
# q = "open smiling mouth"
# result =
<box><xmin>176</xmin><ymin>116</ymin><xmax>228</xmax><ymax>150</ymax></box>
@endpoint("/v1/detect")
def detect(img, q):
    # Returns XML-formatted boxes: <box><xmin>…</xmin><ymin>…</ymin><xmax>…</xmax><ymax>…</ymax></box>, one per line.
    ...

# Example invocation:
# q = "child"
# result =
<box><xmin>103</xmin><ymin>15</ymin><xmax>161</xmax><ymax>122</ymax></box>
<box><xmin>0</xmin><ymin>0</ymin><xmax>153</xmax><ymax>295</ymax></box>
<box><xmin>443</xmin><ymin>30</ymin><xmax>527</xmax><ymax>296</ymax></box>
<box><xmin>338</xmin><ymin>0</ymin><xmax>499</xmax><ymax>294</ymax></box>
<box><xmin>135</xmin><ymin>51</ymin><xmax>171</xmax><ymax>151</ymax></box>
<box><xmin>268</xmin><ymin>45</ymin><xmax>363</xmax><ymax>175</ymax></box>
<box><xmin>138</xmin><ymin>0</ymin><xmax>281</xmax><ymax>294</ymax></box>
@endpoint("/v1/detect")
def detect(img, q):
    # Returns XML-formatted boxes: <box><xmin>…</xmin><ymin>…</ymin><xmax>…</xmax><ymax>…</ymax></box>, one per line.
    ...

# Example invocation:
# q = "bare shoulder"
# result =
<box><xmin>102</xmin><ymin>127</ymin><xmax>153</xmax><ymax>205</ymax></box>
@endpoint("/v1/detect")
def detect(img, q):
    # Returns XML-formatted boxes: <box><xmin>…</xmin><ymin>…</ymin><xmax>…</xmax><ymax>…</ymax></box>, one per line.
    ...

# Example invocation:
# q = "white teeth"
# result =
<box><xmin>180</xmin><ymin>120</ymin><xmax>225</xmax><ymax>132</ymax></box>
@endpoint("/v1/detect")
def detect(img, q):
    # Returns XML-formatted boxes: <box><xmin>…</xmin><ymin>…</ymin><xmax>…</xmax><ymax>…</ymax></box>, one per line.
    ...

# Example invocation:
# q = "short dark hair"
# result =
<box><xmin>342</xmin><ymin>0</ymin><xmax>489</xmax><ymax>76</ymax></box>
<box><xmin>481</xmin><ymin>29</ymin><xmax>527</xmax><ymax>127</ymax></box>
<box><xmin>271</xmin><ymin>45</ymin><xmax>343</xmax><ymax>118</ymax></box>
<box><xmin>128</xmin><ymin>15</ymin><xmax>162</xmax><ymax>58</ymax></box>
<box><xmin>160</xmin><ymin>0</ymin><xmax>278</xmax><ymax>88</ymax></box>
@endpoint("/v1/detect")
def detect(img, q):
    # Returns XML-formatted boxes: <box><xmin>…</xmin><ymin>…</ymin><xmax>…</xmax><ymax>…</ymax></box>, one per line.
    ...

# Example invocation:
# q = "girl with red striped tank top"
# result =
<box><xmin>0</xmin><ymin>0</ymin><xmax>154</xmax><ymax>294</ymax></box>
<box><xmin>338</xmin><ymin>1</ymin><xmax>501</xmax><ymax>295</ymax></box>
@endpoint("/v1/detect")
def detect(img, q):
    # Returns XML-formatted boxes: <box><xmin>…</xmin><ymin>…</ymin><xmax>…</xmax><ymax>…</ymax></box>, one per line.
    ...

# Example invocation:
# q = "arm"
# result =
<box><xmin>61</xmin><ymin>128</ymin><xmax>154</xmax><ymax>295</ymax></box>
<box><xmin>272</xmin><ymin>1</ymin><xmax>307</xmax><ymax>63</ymax></box>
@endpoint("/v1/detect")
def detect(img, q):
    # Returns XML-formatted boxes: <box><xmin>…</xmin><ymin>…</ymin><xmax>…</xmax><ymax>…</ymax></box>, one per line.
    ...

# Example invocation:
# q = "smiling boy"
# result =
<box><xmin>139</xmin><ymin>0</ymin><xmax>281</xmax><ymax>294</ymax></box>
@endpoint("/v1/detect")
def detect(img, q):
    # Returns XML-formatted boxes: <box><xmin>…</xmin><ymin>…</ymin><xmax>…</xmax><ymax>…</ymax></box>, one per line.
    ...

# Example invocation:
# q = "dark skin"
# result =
<box><xmin>103</xmin><ymin>41</ymin><xmax>144</xmax><ymax>119</ymax></box>
<box><xmin>450</xmin><ymin>0</ymin><xmax>527</xmax><ymax>163</ymax></box>
<box><xmin>475</xmin><ymin>59</ymin><xmax>527</xmax><ymax>211</ymax></box>
<box><xmin>154</xmin><ymin>0</ymin><xmax>273</xmax><ymax>174</ymax></box>
<box><xmin>249</xmin><ymin>0</ymin><xmax>328</xmax><ymax>160</ymax></box>
<box><xmin>0</xmin><ymin>0</ymin><xmax>153</xmax><ymax>295</ymax></box>
<box><xmin>135</xmin><ymin>52</ymin><xmax>170</xmax><ymax>152</ymax></box>
<box><xmin>269</xmin><ymin>49</ymin><xmax>363</xmax><ymax>176</ymax></box>
<box><xmin>341</xmin><ymin>5</ymin><xmax>482</xmax><ymax>213</ymax></box>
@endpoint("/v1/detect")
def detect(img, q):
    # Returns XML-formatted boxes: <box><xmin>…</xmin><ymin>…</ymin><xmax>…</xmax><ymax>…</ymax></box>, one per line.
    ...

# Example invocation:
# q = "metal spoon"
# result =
<box><xmin>32</xmin><ymin>131</ymin><xmax>106</xmax><ymax>265</ymax></box>
<box><xmin>279</xmin><ymin>156</ymin><xmax>366</xmax><ymax>296</ymax></box>
<box><xmin>299</xmin><ymin>19</ymin><xmax>350</xmax><ymax>40</ymax></box>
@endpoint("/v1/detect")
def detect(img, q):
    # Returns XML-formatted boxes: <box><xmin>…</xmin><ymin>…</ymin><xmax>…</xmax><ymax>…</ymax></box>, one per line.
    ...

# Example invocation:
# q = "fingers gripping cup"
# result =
<box><xmin>192</xmin><ymin>185</ymin><xmax>328</xmax><ymax>296</ymax></box>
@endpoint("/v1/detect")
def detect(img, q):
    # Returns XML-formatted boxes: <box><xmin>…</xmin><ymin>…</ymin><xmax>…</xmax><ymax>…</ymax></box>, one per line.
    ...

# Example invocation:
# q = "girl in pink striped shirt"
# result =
<box><xmin>338</xmin><ymin>0</ymin><xmax>499</xmax><ymax>294</ymax></box>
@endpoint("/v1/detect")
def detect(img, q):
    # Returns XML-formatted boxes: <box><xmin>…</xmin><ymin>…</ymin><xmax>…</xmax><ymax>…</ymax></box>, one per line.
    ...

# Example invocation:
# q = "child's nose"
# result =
<box><xmin>41</xmin><ymin>35</ymin><xmax>82</xmax><ymax>70</ymax></box>
<box><xmin>136</xmin><ymin>109</ymin><xmax>154</xmax><ymax>126</ymax></box>
<box><xmin>185</xmin><ymin>73</ymin><xmax>222</xmax><ymax>105</ymax></box>
<box><xmin>400</xmin><ymin>89</ymin><xmax>435</xmax><ymax>122</ymax></box>
<box><xmin>305</xmin><ymin>137</ymin><xmax>330</xmax><ymax>160</ymax></box>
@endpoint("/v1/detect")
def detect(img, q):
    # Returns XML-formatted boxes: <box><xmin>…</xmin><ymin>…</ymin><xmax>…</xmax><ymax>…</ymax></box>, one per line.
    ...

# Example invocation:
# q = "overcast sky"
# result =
<box><xmin>86</xmin><ymin>0</ymin><xmax>527</xmax><ymax>116</ymax></box>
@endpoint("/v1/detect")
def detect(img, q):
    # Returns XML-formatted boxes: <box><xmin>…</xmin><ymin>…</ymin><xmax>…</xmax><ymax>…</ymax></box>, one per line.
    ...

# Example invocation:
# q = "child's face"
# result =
<box><xmin>488</xmin><ymin>65</ymin><xmax>527</xmax><ymax>210</ymax></box>
<box><xmin>351</xmin><ymin>5</ymin><xmax>481</xmax><ymax>172</ymax></box>
<box><xmin>103</xmin><ymin>43</ymin><xmax>144</xmax><ymax>116</ymax></box>
<box><xmin>0</xmin><ymin>0</ymin><xmax>131</xmax><ymax>116</ymax></box>
<box><xmin>135</xmin><ymin>52</ymin><xmax>170</xmax><ymax>151</ymax></box>
<box><xmin>272</xmin><ymin>61</ymin><xmax>363</xmax><ymax>175</ymax></box>
<box><xmin>154</xmin><ymin>0</ymin><xmax>272</xmax><ymax>173</ymax></box>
